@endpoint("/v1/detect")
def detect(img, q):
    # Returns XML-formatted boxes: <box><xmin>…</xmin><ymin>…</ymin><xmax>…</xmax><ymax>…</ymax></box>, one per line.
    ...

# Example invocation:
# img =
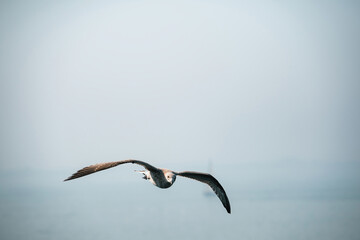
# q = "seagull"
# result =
<box><xmin>64</xmin><ymin>159</ymin><xmax>231</xmax><ymax>214</ymax></box>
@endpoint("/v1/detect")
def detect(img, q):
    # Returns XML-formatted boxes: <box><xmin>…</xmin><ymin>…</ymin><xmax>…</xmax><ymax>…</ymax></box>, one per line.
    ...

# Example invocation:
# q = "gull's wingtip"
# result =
<box><xmin>63</xmin><ymin>176</ymin><xmax>73</xmax><ymax>182</ymax></box>
<box><xmin>226</xmin><ymin>201</ymin><xmax>231</xmax><ymax>214</ymax></box>
<box><xmin>227</xmin><ymin>207</ymin><xmax>231</xmax><ymax>214</ymax></box>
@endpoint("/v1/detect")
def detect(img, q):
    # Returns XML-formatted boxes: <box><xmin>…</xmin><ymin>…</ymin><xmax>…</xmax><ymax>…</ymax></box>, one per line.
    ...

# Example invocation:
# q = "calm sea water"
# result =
<box><xmin>1</xmin><ymin>169</ymin><xmax>359</xmax><ymax>240</ymax></box>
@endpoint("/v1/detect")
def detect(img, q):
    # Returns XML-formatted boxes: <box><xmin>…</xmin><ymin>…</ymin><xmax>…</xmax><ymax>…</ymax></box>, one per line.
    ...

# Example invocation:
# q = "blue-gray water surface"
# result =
<box><xmin>1</xmin><ymin>168</ymin><xmax>359</xmax><ymax>240</ymax></box>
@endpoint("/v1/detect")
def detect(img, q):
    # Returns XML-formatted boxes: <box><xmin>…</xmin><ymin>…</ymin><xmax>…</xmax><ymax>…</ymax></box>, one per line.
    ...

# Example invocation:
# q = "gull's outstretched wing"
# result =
<box><xmin>176</xmin><ymin>171</ymin><xmax>231</xmax><ymax>214</ymax></box>
<box><xmin>64</xmin><ymin>159</ymin><xmax>158</xmax><ymax>181</ymax></box>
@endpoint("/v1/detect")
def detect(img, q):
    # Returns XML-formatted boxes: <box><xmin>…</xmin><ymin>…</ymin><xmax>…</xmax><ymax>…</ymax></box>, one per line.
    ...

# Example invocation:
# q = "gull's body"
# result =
<box><xmin>64</xmin><ymin>159</ymin><xmax>231</xmax><ymax>214</ymax></box>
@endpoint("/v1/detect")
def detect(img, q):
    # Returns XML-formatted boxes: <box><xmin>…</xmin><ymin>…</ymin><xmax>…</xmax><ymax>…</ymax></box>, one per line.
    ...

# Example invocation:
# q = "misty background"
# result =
<box><xmin>0</xmin><ymin>1</ymin><xmax>360</xmax><ymax>240</ymax></box>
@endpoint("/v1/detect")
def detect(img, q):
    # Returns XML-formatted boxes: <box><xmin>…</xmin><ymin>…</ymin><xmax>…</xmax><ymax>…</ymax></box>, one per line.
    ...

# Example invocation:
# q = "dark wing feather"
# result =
<box><xmin>176</xmin><ymin>171</ymin><xmax>231</xmax><ymax>214</ymax></box>
<box><xmin>64</xmin><ymin>159</ymin><xmax>158</xmax><ymax>181</ymax></box>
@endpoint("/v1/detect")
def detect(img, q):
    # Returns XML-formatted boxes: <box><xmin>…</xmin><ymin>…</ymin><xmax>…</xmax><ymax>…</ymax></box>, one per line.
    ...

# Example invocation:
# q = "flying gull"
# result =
<box><xmin>64</xmin><ymin>159</ymin><xmax>231</xmax><ymax>214</ymax></box>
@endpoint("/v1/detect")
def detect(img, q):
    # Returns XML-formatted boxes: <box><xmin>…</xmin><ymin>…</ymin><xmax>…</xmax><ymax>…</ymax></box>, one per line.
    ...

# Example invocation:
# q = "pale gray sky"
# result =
<box><xmin>0</xmin><ymin>0</ymin><xmax>359</xmax><ymax>171</ymax></box>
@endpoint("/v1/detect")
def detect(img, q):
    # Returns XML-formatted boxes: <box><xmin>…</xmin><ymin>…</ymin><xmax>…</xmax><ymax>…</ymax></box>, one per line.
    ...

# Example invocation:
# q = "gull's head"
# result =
<box><xmin>164</xmin><ymin>171</ymin><xmax>176</xmax><ymax>185</ymax></box>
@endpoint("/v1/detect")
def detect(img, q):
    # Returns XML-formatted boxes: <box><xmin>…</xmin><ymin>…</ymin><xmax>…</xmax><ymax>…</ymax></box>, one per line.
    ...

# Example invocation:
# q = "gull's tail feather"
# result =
<box><xmin>134</xmin><ymin>170</ymin><xmax>147</xmax><ymax>180</ymax></box>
